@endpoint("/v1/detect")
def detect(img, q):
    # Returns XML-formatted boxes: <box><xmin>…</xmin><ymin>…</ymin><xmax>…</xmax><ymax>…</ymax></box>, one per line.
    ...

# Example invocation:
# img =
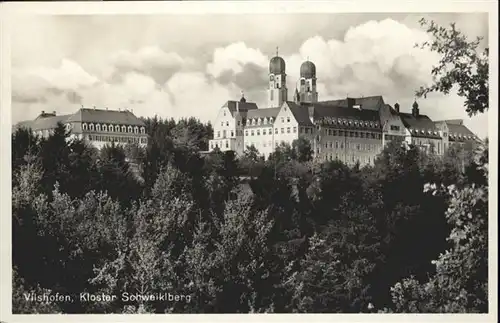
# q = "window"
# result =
<box><xmin>349</xmin><ymin>132</ymin><xmax>354</xmax><ymax>137</ymax></box>
<box><xmin>257</xmin><ymin>130</ymin><xmax>260</xmax><ymax>136</ymax></box>
<box><xmin>263</xmin><ymin>129</ymin><xmax>267</xmax><ymax>135</ymax></box>
<box><xmin>287</xmin><ymin>117</ymin><xmax>290</xmax><ymax>123</ymax></box>
<box><xmin>390</xmin><ymin>125</ymin><xmax>400</xmax><ymax>131</ymax></box>
<box><xmin>231</xmin><ymin>131</ymin><xmax>234</xmax><ymax>137</ymax></box>
<box><xmin>251</xmin><ymin>130</ymin><xmax>254</xmax><ymax>136</ymax></box>
<box><xmin>281</xmin><ymin>128</ymin><xmax>284</xmax><ymax>134</ymax></box>
<box><xmin>121</xmin><ymin>126</ymin><xmax>126</xmax><ymax>132</ymax></box>
<box><xmin>360</xmin><ymin>132</ymin><xmax>364</xmax><ymax>138</ymax></box>
<box><xmin>293</xmin><ymin>127</ymin><xmax>297</xmax><ymax>133</ymax></box>
<box><xmin>238</xmin><ymin>121</ymin><xmax>241</xmax><ymax>126</ymax></box>
<box><xmin>275</xmin><ymin>128</ymin><xmax>278</xmax><ymax>134</ymax></box>
<box><xmin>355</xmin><ymin>132</ymin><xmax>359</xmax><ymax>138</ymax></box>
<box><xmin>223</xmin><ymin>130</ymin><xmax>226</xmax><ymax>138</ymax></box>
<box><xmin>217</xmin><ymin>131</ymin><xmax>220</xmax><ymax>138</ymax></box>
<box><xmin>356</xmin><ymin>144</ymin><xmax>360</xmax><ymax>150</ymax></box>
<box><xmin>281</xmin><ymin>117</ymin><xmax>284</xmax><ymax>123</ymax></box>
<box><xmin>82</xmin><ymin>123</ymin><xmax>88</xmax><ymax>131</ymax></box>
<box><xmin>287</xmin><ymin>127</ymin><xmax>290</xmax><ymax>133</ymax></box>
<box><xmin>339</xmin><ymin>131</ymin><xmax>344</xmax><ymax>136</ymax></box>
<box><xmin>340</xmin><ymin>142</ymin><xmax>344</xmax><ymax>149</ymax></box>
<box><xmin>226</xmin><ymin>141</ymin><xmax>229</xmax><ymax>148</ymax></box>
<box><xmin>329</xmin><ymin>142</ymin><xmax>333</xmax><ymax>148</ymax></box>
<box><xmin>245</xmin><ymin>130</ymin><xmax>248</xmax><ymax>136</ymax></box>
<box><xmin>89</xmin><ymin>123</ymin><xmax>94</xmax><ymax>131</ymax></box>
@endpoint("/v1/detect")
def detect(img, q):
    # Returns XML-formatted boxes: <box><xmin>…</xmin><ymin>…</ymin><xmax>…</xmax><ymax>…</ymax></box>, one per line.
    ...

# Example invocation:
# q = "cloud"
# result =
<box><xmin>105</xmin><ymin>46</ymin><xmax>192</xmax><ymax>85</ymax></box>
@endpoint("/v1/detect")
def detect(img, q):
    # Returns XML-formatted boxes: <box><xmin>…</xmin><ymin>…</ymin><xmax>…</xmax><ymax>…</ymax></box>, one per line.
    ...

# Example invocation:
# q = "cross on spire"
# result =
<box><xmin>276</xmin><ymin>46</ymin><xmax>279</xmax><ymax>56</ymax></box>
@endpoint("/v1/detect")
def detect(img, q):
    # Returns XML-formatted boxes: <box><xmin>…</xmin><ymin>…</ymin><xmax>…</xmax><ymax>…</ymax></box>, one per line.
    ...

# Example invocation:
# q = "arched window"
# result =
<box><xmin>121</xmin><ymin>125</ymin><xmax>126</xmax><ymax>132</ymax></box>
<box><xmin>115</xmin><ymin>125</ymin><xmax>120</xmax><ymax>132</ymax></box>
<box><xmin>134</xmin><ymin>126</ymin><xmax>139</xmax><ymax>134</ymax></box>
<box><xmin>89</xmin><ymin>123</ymin><xmax>94</xmax><ymax>131</ymax></box>
<box><xmin>141</xmin><ymin>127</ymin><xmax>145</xmax><ymax>134</ymax></box>
<box><xmin>128</xmin><ymin>126</ymin><xmax>132</xmax><ymax>133</ymax></box>
<box><xmin>82</xmin><ymin>123</ymin><xmax>88</xmax><ymax>131</ymax></box>
<box><xmin>103</xmin><ymin>124</ymin><xmax>107</xmax><ymax>132</ymax></box>
<box><xmin>96</xmin><ymin>124</ymin><xmax>101</xmax><ymax>132</ymax></box>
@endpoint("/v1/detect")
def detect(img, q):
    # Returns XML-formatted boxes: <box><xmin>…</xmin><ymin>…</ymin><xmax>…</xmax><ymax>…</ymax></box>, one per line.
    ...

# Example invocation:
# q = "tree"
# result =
<box><xmin>292</xmin><ymin>137</ymin><xmax>313</xmax><ymax>163</ymax></box>
<box><xmin>415</xmin><ymin>18</ymin><xmax>489</xmax><ymax>116</ymax></box>
<box><xmin>390</xmin><ymin>144</ymin><xmax>488</xmax><ymax>313</ymax></box>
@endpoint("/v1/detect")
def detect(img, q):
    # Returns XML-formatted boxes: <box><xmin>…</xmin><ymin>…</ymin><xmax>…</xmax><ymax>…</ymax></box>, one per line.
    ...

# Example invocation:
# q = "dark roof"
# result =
<box><xmin>246</xmin><ymin>107</ymin><xmax>280</xmax><ymax>119</ymax></box>
<box><xmin>312</xmin><ymin>103</ymin><xmax>382</xmax><ymax>130</ymax></box>
<box><xmin>269</xmin><ymin>56</ymin><xmax>286</xmax><ymax>74</ymax></box>
<box><xmin>285</xmin><ymin>101</ymin><xmax>314</xmax><ymax>126</ymax></box>
<box><xmin>300</xmin><ymin>60</ymin><xmax>316</xmax><ymax>78</ymax></box>
<box><xmin>226</xmin><ymin>100</ymin><xmax>258</xmax><ymax>116</ymax></box>
<box><xmin>446</xmin><ymin>123</ymin><xmax>477</xmax><ymax>142</ymax></box>
<box><xmin>66</xmin><ymin>108</ymin><xmax>145</xmax><ymax>126</ymax></box>
<box><xmin>400</xmin><ymin>112</ymin><xmax>441</xmax><ymax>139</ymax></box>
<box><xmin>319</xmin><ymin>95</ymin><xmax>385</xmax><ymax>111</ymax></box>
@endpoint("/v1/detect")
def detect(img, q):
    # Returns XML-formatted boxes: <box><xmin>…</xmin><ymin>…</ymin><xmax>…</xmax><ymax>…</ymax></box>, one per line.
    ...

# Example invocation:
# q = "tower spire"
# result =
<box><xmin>276</xmin><ymin>46</ymin><xmax>279</xmax><ymax>57</ymax></box>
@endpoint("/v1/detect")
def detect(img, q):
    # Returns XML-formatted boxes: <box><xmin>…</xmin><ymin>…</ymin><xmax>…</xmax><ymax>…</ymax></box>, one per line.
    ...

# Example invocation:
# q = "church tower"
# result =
<box><xmin>268</xmin><ymin>47</ymin><xmax>287</xmax><ymax>108</ymax></box>
<box><xmin>297</xmin><ymin>60</ymin><xmax>318</xmax><ymax>104</ymax></box>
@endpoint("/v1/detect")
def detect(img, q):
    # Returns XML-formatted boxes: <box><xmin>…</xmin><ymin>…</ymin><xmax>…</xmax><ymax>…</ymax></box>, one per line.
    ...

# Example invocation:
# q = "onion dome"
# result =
<box><xmin>300</xmin><ymin>60</ymin><xmax>316</xmax><ymax>78</ymax></box>
<box><xmin>269</xmin><ymin>56</ymin><xmax>286</xmax><ymax>74</ymax></box>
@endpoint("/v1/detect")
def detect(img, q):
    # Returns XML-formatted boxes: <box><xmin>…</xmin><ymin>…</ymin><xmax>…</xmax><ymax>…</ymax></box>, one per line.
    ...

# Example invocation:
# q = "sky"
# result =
<box><xmin>10</xmin><ymin>12</ymin><xmax>490</xmax><ymax>138</ymax></box>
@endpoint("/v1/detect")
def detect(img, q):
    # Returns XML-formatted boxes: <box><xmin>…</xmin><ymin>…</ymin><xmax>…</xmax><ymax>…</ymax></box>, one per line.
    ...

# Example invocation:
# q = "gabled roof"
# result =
<box><xmin>285</xmin><ymin>101</ymin><xmax>314</xmax><ymax>126</ymax></box>
<box><xmin>400</xmin><ymin>112</ymin><xmax>441</xmax><ymax>139</ymax></box>
<box><xmin>225</xmin><ymin>100</ymin><xmax>258</xmax><ymax>116</ymax></box>
<box><xmin>442</xmin><ymin>122</ymin><xmax>477</xmax><ymax>142</ymax></box>
<box><xmin>66</xmin><ymin>108</ymin><xmax>145</xmax><ymax>126</ymax></box>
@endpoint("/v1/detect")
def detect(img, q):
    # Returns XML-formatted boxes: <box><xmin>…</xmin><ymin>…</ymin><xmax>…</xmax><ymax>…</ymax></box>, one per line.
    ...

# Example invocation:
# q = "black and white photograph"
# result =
<box><xmin>0</xmin><ymin>0</ymin><xmax>497</xmax><ymax>320</ymax></box>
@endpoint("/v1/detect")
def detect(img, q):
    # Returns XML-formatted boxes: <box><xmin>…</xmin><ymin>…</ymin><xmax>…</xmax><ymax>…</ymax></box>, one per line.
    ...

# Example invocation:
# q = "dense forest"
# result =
<box><xmin>11</xmin><ymin>19</ymin><xmax>490</xmax><ymax>314</ymax></box>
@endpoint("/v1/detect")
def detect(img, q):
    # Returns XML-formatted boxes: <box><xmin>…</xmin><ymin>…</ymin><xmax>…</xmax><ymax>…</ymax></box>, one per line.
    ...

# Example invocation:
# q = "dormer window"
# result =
<box><xmin>115</xmin><ymin>125</ymin><xmax>120</xmax><ymax>132</ymax></box>
<box><xmin>134</xmin><ymin>126</ymin><xmax>139</xmax><ymax>134</ymax></box>
<box><xmin>108</xmin><ymin>125</ymin><xmax>113</xmax><ymax>132</ymax></box>
<box><xmin>103</xmin><ymin>124</ymin><xmax>108</xmax><ymax>132</ymax></box>
<box><xmin>96</xmin><ymin>124</ymin><xmax>101</xmax><ymax>132</ymax></box>
<box><xmin>141</xmin><ymin>127</ymin><xmax>145</xmax><ymax>134</ymax></box>
<box><xmin>121</xmin><ymin>125</ymin><xmax>126</xmax><ymax>132</ymax></box>
<box><xmin>128</xmin><ymin>126</ymin><xmax>133</xmax><ymax>133</ymax></box>
<box><xmin>89</xmin><ymin>123</ymin><xmax>94</xmax><ymax>131</ymax></box>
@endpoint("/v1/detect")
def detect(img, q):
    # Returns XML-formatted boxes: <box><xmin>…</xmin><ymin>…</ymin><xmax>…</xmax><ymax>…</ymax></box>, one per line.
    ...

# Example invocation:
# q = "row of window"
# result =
<box><xmin>321</xmin><ymin>117</ymin><xmax>380</xmax><ymax>128</ymax></box>
<box><xmin>88</xmin><ymin>135</ymin><xmax>148</xmax><ymax>144</ymax></box>
<box><xmin>322</xmin><ymin>129</ymin><xmax>382</xmax><ymax>139</ymax></box>
<box><xmin>81</xmin><ymin>123</ymin><xmax>146</xmax><ymax>134</ymax></box>
<box><xmin>322</xmin><ymin>141</ymin><xmax>381</xmax><ymax>152</ymax></box>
